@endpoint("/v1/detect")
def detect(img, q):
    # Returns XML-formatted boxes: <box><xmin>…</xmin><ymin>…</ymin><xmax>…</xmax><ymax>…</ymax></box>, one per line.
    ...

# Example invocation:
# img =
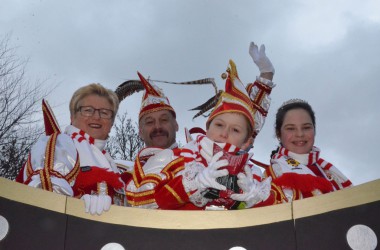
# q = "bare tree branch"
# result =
<box><xmin>0</xmin><ymin>33</ymin><xmax>54</xmax><ymax>179</ymax></box>
<box><xmin>106</xmin><ymin>112</ymin><xmax>144</xmax><ymax>161</ymax></box>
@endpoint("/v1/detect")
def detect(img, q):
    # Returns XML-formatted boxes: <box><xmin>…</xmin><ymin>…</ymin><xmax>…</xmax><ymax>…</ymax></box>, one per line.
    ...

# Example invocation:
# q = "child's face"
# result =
<box><xmin>206</xmin><ymin>112</ymin><xmax>250</xmax><ymax>149</ymax></box>
<box><xmin>280</xmin><ymin>108</ymin><xmax>315</xmax><ymax>154</ymax></box>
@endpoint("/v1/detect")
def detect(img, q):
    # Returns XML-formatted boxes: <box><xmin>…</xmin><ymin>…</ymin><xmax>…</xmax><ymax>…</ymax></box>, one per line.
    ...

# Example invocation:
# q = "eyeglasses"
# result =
<box><xmin>76</xmin><ymin>106</ymin><xmax>114</xmax><ymax>119</ymax></box>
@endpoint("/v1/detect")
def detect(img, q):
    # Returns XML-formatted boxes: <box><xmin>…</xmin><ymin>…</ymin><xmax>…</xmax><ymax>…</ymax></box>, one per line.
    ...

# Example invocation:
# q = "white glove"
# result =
<box><xmin>199</xmin><ymin>137</ymin><xmax>214</xmax><ymax>163</ymax></box>
<box><xmin>249</xmin><ymin>42</ymin><xmax>275</xmax><ymax>74</ymax></box>
<box><xmin>196</xmin><ymin>151</ymin><xmax>229</xmax><ymax>191</ymax></box>
<box><xmin>230</xmin><ymin>166</ymin><xmax>272</xmax><ymax>208</ymax></box>
<box><xmin>82</xmin><ymin>194</ymin><xmax>112</xmax><ymax>215</ymax></box>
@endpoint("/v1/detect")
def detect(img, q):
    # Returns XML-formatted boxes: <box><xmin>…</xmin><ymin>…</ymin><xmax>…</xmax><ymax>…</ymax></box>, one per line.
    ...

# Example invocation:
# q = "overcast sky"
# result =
<box><xmin>1</xmin><ymin>0</ymin><xmax>379</xmax><ymax>185</ymax></box>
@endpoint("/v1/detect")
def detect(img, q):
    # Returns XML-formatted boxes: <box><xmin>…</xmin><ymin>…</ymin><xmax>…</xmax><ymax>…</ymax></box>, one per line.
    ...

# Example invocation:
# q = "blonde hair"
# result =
<box><xmin>69</xmin><ymin>83</ymin><xmax>119</xmax><ymax>119</ymax></box>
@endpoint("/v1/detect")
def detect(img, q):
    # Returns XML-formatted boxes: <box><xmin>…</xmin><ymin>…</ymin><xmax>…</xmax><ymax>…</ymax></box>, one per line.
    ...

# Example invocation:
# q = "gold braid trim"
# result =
<box><xmin>40</xmin><ymin>133</ymin><xmax>59</xmax><ymax>191</ymax></box>
<box><xmin>163</xmin><ymin>185</ymin><xmax>185</xmax><ymax>204</ymax></box>
<box><xmin>65</xmin><ymin>151</ymin><xmax>80</xmax><ymax>184</ymax></box>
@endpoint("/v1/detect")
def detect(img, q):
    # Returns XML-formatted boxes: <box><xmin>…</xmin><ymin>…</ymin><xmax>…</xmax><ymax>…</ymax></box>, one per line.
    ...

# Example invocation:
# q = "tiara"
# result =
<box><xmin>280</xmin><ymin>98</ymin><xmax>308</xmax><ymax>108</ymax></box>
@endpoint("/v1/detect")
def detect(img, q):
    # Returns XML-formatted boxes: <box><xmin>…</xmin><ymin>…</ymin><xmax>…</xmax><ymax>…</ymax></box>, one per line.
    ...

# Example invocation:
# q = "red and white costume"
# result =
<box><xmin>265</xmin><ymin>146</ymin><xmax>353</xmax><ymax>202</ymax></box>
<box><xmin>177</xmin><ymin>135</ymin><xmax>273</xmax><ymax>210</ymax></box>
<box><xmin>18</xmin><ymin>125</ymin><xmax>124</xmax><ymax>203</ymax></box>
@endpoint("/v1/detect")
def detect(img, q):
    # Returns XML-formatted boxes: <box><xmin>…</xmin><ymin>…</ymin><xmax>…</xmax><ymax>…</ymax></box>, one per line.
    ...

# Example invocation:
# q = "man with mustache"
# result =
<box><xmin>138</xmin><ymin>86</ymin><xmax>178</xmax><ymax>150</ymax></box>
<box><xmin>115</xmin><ymin>72</ymin><xmax>182</xmax><ymax>208</ymax></box>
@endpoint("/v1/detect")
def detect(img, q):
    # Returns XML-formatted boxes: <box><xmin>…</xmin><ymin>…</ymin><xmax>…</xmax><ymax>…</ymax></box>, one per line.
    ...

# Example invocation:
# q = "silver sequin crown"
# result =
<box><xmin>280</xmin><ymin>98</ymin><xmax>308</xmax><ymax>108</ymax></box>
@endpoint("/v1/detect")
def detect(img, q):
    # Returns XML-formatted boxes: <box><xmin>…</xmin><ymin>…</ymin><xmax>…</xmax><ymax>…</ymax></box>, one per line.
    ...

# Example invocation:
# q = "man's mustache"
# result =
<box><xmin>150</xmin><ymin>129</ymin><xmax>168</xmax><ymax>138</ymax></box>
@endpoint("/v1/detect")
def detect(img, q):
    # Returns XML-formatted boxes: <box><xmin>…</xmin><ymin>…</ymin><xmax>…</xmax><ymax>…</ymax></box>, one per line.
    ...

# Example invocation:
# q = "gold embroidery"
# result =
<box><xmin>286</xmin><ymin>158</ymin><xmax>300</xmax><ymax>167</ymax></box>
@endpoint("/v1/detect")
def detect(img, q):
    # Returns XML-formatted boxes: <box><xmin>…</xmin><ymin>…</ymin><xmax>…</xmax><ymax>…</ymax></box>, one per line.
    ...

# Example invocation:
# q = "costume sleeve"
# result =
<box><xmin>22</xmin><ymin>133</ymin><xmax>79</xmax><ymax>196</ymax></box>
<box><xmin>246</xmin><ymin>76</ymin><xmax>275</xmax><ymax>139</ymax></box>
<box><xmin>126</xmin><ymin>149</ymin><xmax>185</xmax><ymax>209</ymax></box>
<box><xmin>264</xmin><ymin>159</ymin><xmax>292</xmax><ymax>203</ymax></box>
<box><xmin>154</xmin><ymin>175</ymin><xmax>191</xmax><ymax>209</ymax></box>
<box><xmin>180</xmin><ymin>160</ymin><xmax>211</xmax><ymax>208</ymax></box>
<box><xmin>266</xmin><ymin>157</ymin><xmax>336</xmax><ymax>202</ymax></box>
<box><xmin>318</xmin><ymin>159</ymin><xmax>353</xmax><ymax>190</ymax></box>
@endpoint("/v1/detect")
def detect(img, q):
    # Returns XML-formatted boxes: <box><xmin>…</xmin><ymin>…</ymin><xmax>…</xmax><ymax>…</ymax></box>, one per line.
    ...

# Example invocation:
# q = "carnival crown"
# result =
<box><xmin>280</xmin><ymin>98</ymin><xmax>309</xmax><ymax>109</ymax></box>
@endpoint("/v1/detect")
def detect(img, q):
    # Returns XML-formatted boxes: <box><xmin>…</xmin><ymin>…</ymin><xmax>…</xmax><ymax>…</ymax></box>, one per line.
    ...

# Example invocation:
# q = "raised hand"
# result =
<box><xmin>249</xmin><ymin>42</ymin><xmax>275</xmax><ymax>74</ymax></box>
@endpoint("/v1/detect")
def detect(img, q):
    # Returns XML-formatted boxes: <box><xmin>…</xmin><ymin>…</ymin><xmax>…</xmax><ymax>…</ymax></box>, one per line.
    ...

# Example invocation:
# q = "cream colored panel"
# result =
<box><xmin>66</xmin><ymin>196</ymin><xmax>292</xmax><ymax>230</ymax></box>
<box><xmin>0</xmin><ymin>177</ymin><xmax>66</xmax><ymax>213</ymax></box>
<box><xmin>293</xmin><ymin>179</ymin><xmax>380</xmax><ymax>219</ymax></box>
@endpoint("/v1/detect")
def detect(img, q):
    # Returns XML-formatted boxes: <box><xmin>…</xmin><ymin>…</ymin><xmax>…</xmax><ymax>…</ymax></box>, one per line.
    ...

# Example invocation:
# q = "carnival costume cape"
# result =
<box><xmin>265</xmin><ymin>146</ymin><xmax>353</xmax><ymax>202</ymax></box>
<box><xmin>18</xmin><ymin>125</ymin><xmax>124</xmax><ymax>201</ymax></box>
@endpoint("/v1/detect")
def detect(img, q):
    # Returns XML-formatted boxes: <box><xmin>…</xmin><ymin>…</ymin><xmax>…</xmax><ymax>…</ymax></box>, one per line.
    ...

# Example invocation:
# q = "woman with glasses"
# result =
<box><xmin>18</xmin><ymin>83</ymin><xmax>125</xmax><ymax>215</ymax></box>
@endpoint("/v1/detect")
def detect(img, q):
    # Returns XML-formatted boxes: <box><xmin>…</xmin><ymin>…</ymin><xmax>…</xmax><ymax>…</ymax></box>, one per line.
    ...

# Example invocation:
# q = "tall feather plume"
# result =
<box><xmin>152</xmin><ymin>78</ymin><xmax>220</xmax><ymax>119</ymax></box>
<box><xmin>115</xmin><ymin>78</ymin><xmax>218</xmax><ymax>102</ymax></box>
<box><xmin>152</xmin><ymin>78</ymin><xmax>218</xmax><ymax>95</ymax></box>
<box><xmin>115</xmin><ymin>80</ymin><xmax>145</xmax><ymax>101</ymax></box>
<box><xmin>190</xmin><ymin>90</ymin><xmax>223</xmax><ymax>119</ymax></box>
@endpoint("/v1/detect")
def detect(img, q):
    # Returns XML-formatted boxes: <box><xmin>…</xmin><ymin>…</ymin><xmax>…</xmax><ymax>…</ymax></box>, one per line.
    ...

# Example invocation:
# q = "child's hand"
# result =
<box><xmin>249</xmin><ymin>42</ymin><xmax>275</xmax><ymax>74</ymax></box>
<box><xmin>230</xmin><ymin>166</ymin><xmax>272</xmax><ymax>208</ymax></box>
<box><xmin>196</xmin><ymin>151</ymin><xmax>228</xmax><ymax>191</ymax></box>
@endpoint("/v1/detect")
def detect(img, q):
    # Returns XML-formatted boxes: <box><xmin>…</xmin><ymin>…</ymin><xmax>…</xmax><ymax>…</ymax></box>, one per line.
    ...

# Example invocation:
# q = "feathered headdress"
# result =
<box><xmin>137</xmin><ymin>71</ymin><xmax>176</xmax><ymax>120</ymax></box>
<box><xmin>190</xmin><ymin>60</ymin><xmax>255</xmax><ymax>135</ymax></box>
<box><xmin>115</xmin><ymin>72</ymin><xmax>218</xmax><ymax>120</ymax></box>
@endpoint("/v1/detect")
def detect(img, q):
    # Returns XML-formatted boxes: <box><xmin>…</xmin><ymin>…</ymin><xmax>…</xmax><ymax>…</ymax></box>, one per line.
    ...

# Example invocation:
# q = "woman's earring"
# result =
<box><xmin>277</xmin><ymin>137</ymin><xmax>282</xmax><ymax>145</ymax></box>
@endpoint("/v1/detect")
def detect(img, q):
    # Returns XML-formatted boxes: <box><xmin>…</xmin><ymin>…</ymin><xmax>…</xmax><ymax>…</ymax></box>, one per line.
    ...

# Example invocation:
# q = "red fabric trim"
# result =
<box><xmin>342</xmin><ymin>180</ymin><xmax>352</xmax><ymax>188</ymax></box>
<box><xmin>132</xmin><ymin>154</ymin><xmax>145</xmax><ymax>186</ymax></box>
<box><xmin>139</xmin><ymin>104</ymin><xmax>175</xmax><ymax>120</ymax></box>
<box><xmin>126</xmin><ymin>190</ymin><xmax>156</xmax><ymax>206</ymax></box>
<box><xmin>120</xmin><ymin>172</ymin><xmax>133</xmax><ymax>185</ymax></box>
<box><xmin>155</xmin><ymin>176</ymin><xmax>190</xmax><ymax>209</ymax></box>
<box><xmin>64</xmin><ymin>151</ymin><xmax>80</xmax><ymax>183</ymax></box>
<box><xmin>208</xmin><ymin>102</ymin><xmax>255</xmax><ymax>130</ymax></box>
<box><xmin>89</xmin><ymin>137</ymin><xmax>94</xmax><ymax>145</ymax></box>
<box><xmin>42</xmin><ymin>99</ymin><xmax>61</xmax><ymax>135</ymax></box>
<box><xmin>330</xmin><ymin>180</ymin><xmax>340</xmax><ymax>191</ymax></box>
<box><xmin>270</xmin><ymin>182</ymin><xmax>288</xmax><ymax>203</ymax></box>
<box><xmin>247</xmin><ymin>80</ymin><xmax>272</xmax><ymax>117</ymax></box>
<box><xmin>250</xmin><ymin>159</ymin><xmax>269</xmax><ymax>169</ymax></box>
<box><xmin>273</xmin><ymin>172</ymin><xmax>334</xmax><ymax>193</ymax></box>
<box><xmin>72</xmin><ymin>167</ymin><xmax>123</xmax><ymax>196</ymax></box>
<box><xmin>138</xmin><ymin>71</ymin><xmax>161</xmax><ymax>97</ymax></box>
<box><xmin>189</xmin><ymin>127</ymin><xmax>206</xmax><ymax>135</ymax></box>
<box><xmin>40</xmin><ymin>167</ymin><xmax>53</xmax><ymax>191</ymax></box>
<box><xmin>39</xmin><ymin>133</ymin><xmax>59</xmax><ymax>191</ymax></box>
<box><xmin>253</xmin><ymin>190</ymin><xmax>276</xmax><ymax>208</ymax></box>
<box><xmin>15</xmin><ymin>164</ymin><xmax>25</xmax><ymax>183</ymax></box>
<box><xmin>162</xmin><ymin>157</ymin><xmax>185</xmax><ymax>178</ymax></box>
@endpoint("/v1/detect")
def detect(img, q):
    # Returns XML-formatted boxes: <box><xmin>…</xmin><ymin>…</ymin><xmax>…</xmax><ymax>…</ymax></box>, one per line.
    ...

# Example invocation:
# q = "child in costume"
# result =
<box><xmin>172</xmin><ymin>48</ymin><xmax>276</xmax><ymax>210</ymax></box>
<box><xmin>265</xmin><ymin>99</ymin><xmax>353</xmax><ymax>202</ymax></box>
